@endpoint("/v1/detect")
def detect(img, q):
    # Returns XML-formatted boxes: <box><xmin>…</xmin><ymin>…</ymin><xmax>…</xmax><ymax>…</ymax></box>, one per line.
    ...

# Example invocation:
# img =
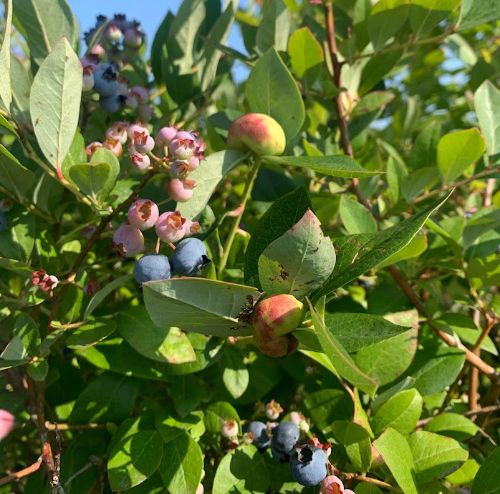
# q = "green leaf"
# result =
<box><xmin>221</xmin><ymin>347</ymin><xmax>249</xmax><ymax>400</ymax></box>
<box><xmin>159</xmin><ymin>432</ymin><xmax>203</xmax><ymax>494</ymax></box>
<box><xmin>30</xmin><ymin>37</ymin><xmax>82</xmax><ymax>176</ymax></box>
<box><xmin>143</xmin><ymin>278</ymin><xmax>260</xmax><ymax>337</ymax></box>
<box><xmin>70</xmin><ymin>373</ymin><xmax>139</xmax><ymax>423</ymax></box>
<box><xmin>0</xmin><ymin>210</ymin><xmax>35</xmax><ymax>263</ymax></box>
<box><xmin>378</xmin><ymin>232</ymin><xmax>427</xmax><ymax>267</ymax></box>
<box><xmin>118</xmin><ymin>307</ymin><xmax>196</xmax><ymax>364</ymax></box>
<box><xmin>371</xmin><ymin>389</ymin><xmax>423</xmax><ymax>435</ymax></box>
<box><xmin>246</xmin><ymin>48</ymin><xmax>305</xmax><ymax>143</ymax></box>
<box><xmin>108</xmin><ymin>431</ymin><xmax>163</xmax><ymax>491</ymax></box>
<box><xmin>0</xmin><ymin>314</ymin><xmax>40</xmax><ymax>361</ymax></box>
<box><xmin>199</xmin><ymin>2</ymin><xmax>235</xmax><ymax>92</ymax></box>
<box><xmin>339</xmin><ymin>195</ymin><xmax>378</xmax><ymax>234</ymax></box>
<box><xmin>258</xmin><ymin>209</ymin><xmax>336</xmax><ymax>298</ymax></box>
<box><xmin>69</xmin><ymin>163</ymin><xmax>112</xmax><ymax>202</ymax></box>
<box><xmin>245</xmin><ymin>186</ymin><xmax>312</xmax><ymax>287</ymax></box>
<box><xmin>424</xmin><ymin>413</ymin><xmax>479</xmax><ymax>441</ymax></box>
<box><xmin>474</xmin><ymin>80</ymin><xmax>500</xmax><ymax>156</ymax></box>
<box><xmin>177</xmin><ymin>150</ymin><xmax>247</xmax><ymax>218</ymax></box>
<box><xmin>368</xmin><ymin>0</ymin><xmax>409</xmax><ymax>51</ymax></box>
<box><xmin>0</xmin><ymin>144</ymin><xmax>35</xmax><ymax>202</ymax></box>
<box><xmin>359</xmin><ymin>50</ymin><xmax>401</xmax><ymax>94</ymax></box>
<box><xmin>312</xmin><ymin>192</ymin><xmax>452</xmax><ymax>299</ymax></box>
<box><xmin>303</xmin><ymin>389</ymin><xmax>353</xmax><ymax>434</ymax></box>
<box><xmin>156</xmin><ymin>407</ymin><xmax>205</xmax><ymax>443</ymax></box>
<box><xmin>264</xmin><ymin>155</ymin><xmax>382</xmax><ymax>178</ymax></box>
<box><xmin>84</xmin><ymin>274</ymin><xmax>132</xmax><ymax>319</ymax></box>
<box><xmin>412</xmin><ymin>347</ymin><xmax>465</xmax><ymax>395</ymax></box>
<box><xmin>288</xmin><ymin>27</ymin><xmax>323</xmax><ymax>79</ymax></box>
<box><xmin>331</xmin><ymin>421</ymin><xmax>372</xmax><ymax>473</ymax></box>
<box><xmin>409</xmin><ymin>0</ymin><xmax>461</xmax><ymax>36</ymax></box>
<box><xmin>13</xmin><ymin>0</ymin><xmax>78</xmax><ymax>64</ymax></box>
<box><xmin>10</xmin><ymin>55</ymin><xmax>32</xmax><ymax>126</ymax></box>
<box><xmin>373</xmin><ymin>428</ymin><xmax>418</xmax><ymax>494</ymax></box>
<box><xmin>213</xmin><ymin>444</ymin><xmax>270</xmax><ymax>494</ymax></box>
<box><xmin>204</xmin><ymin>401</ymin><xmax>240</xmax><ymax>435</ymax></box>
<box><xmin>459</xmin><ymin>0</ymin><xmax>500</xmax><ymax>31</ymax></box>
<box><xmin>0</xmin><ymin>0</ymin><xmax>13</xmax><ymax>110</ymax></box>
<box><xmin>256</xmin><ymin>0</ymin><xmax>290</xmax><ymax>54</ymax></box>
<box><xmin>472</xmin><ymin>445</ymin><xmax>500</xmax><ymax>494</ymax></box>
<box><xmin>324</xmin><ymin>312</ymin><xmax>412</xmax><ymax>352</ymax></box>
<box><xmin>409</xmin><ymin>431</ymin><xmax>468</xmax><ymax>484</ymax></box>
<box><xmin>65</xmin><ymin>318</ymin><xmax>116</xmax><ymax>349</ymax></box>
<box><xmin>437</xmin><ymin>128</ymin><xmax>486</xmax><ymax>183</ymax></box>
<box><xmin>447</xmin><ymin>458</ymin><xmax>480</xmax><ymax>486</ymax></box>
<box><xmin>60</xmin><ymin>131</ymin><xmax>86</xmax><ymax>183</ymax></box>
<box><xmin>307</xmin><ymin>299</ymin><xmax>378</xmax><ymax>397</ymax></box>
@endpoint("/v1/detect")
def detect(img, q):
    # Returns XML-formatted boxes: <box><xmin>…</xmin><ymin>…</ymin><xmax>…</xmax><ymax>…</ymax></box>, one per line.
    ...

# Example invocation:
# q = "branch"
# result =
<box><xmin>0</xmin><ymin>457</ymin><xmax>42</xmax><ymax>486</ymax></box>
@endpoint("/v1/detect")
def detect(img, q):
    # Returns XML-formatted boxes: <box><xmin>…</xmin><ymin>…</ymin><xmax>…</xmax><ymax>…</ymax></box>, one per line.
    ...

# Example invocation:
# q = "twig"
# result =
<box><xmin>417</xmin><ymin>404</ymin><xmax>500</xmax><ymax>428</ymax></box>
<box><xmin>45</xmin><ymin>422</ymin><xmax>108</xmax><ymax>431</ymax></box>
<box><xmin>0</xmin><ymin>457</ymin><xmax>43</xmax><ymax>486</ymax></box>
<box><xmin>218</xmin><ymin>157</ymin><xmax>261</xmax><ymax>274</ymax></box>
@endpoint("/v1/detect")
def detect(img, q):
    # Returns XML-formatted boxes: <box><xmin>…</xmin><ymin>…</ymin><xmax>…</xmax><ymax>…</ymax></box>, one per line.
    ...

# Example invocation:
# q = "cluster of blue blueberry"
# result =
<box><xmin>246</xmin><ymin>421</ymin><xmax>329</xmax><ymax>487</ymax></box>
<box><xmin>91</xmin><ymin>63</ymin><xmax>126</xmax><ymax>113</ymax></box>
<box><xmin>134</xmin><ymin>238</ymin><xmax>210</xmax><ymax>284</ymax></box>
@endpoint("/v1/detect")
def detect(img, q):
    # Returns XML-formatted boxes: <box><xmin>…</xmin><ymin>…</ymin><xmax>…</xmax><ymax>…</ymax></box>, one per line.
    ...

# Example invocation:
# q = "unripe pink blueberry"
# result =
<box><xmin>128</xmin><ymin>199</ymin><xmax>159</xmax><ymax>230</ymax></box>
<box><xmin>265</xmin><ymin>400</ymin><xmax>283</xmax><ymax>420</ymax></box>
<box><xmin>227</xmin><ymin>113</ymin><xmax>286</xmax><ymax>156</ymax></box>
<box><xmin>137</xmin><ymin>105</ymin><xmax>153</xmax><ymax>122</ymax></box>
<box><xmin>104</xmin><ymin>137</ymin><xmax>122</xmax><ymax>157</ymax></box>
<box><xmin>112</xmin><ymin>224</ymin><xmax>144</xmax><ymax>257</ymax></box>
<box><xmin>85</xmin><ymin>141</ymin><xmax>103</xmax><ymax>157</ymax></box>
<box><xmin>320</xmin><ymin>475</ymin><xmax>344</xmax><ymax>494</ymax></box>
<box><xmin>221</xmin><ymin>419</ymin><xmax>238</xmax><ymax>439</ymax></box>
<box><xmin>126</xmin><ymin>94</ymin><xmax>139</xmax><ymax>110</ymax></box>
<box><xmin>183</xmin><ymin>219</ymin><xmax>201</xmax><ymax>236</ymax></box>
<box><xmin>82</xmin><ymin>66</ymin><xmax>95</xmax><ymax>92</ymax></box>
<box><xmin>170</xmin><ymin>160</ymin><xmax>189</xmax><ymax>178</ymax></box>
<box><xmin>127</xmin><ymin>123</ymin><xmax>149</xmax><ymax>140</ymax></box>
<box><xmin>254</xmin><ymin>333</ymin><xmax>298</xmax><ymax>358</ymax></box>
<box><xmin>130</xmin><ymin>151</ymin><xmax>151</xmax><ymax>172</ymax></box>
<box><xmin>90</xmin><ymin>43</ymin><xmax>105</xmax><ymax>58</ymax></box>
<box><xmin>106</xmin><ymin>121</ymin><xmax>129</xmax><ymax>144</ymax></box>
<box><xmin>186</xmin><ymin>155</ymin><xmax>200</xmax><ymax>171</ymax></box>
<box><xmin>124</xmin><ymin>27</ymin><xmax>144</xmax><ymax>49</ymax></box>
<box><xmin>105</xmin><ymin>23</ymin><xmax>123</xmax><ymax>43</ymax></box>
<box><xmin>0</xmin><ymin>409</ymin><xmax>15</xmax><ymax>441</ymax></box>
<box><xmin>169</xmin><ymin>135</ymin><xmax>196</xmax><ymax>160</ymax></box>
<box><xmin>156</xmin><ymin>126</ymin><xmax>178</xmax><ymax>149</ymax></box>
<box><xmin>167</xmin><ymin>178</ymin><xmax>195</xmax><ymax>202</ymax></box>
<box><xmin>253</xmin><ymin>294</ymin><xmax>304</xmax><ymax>340</ymax></box>
<box><xmin>155</xmin><ymin>211</ymin><xmax>186</xmax><ymax>243</ymax></box>
<box><xmin>131</xmin><ymin>131</ymin><xmax>154</xmax><ymax>154</ymax></box>
<box><xmin>130</xmin><ymin>86</ymin><xmax>149</xmax><ymax>104</ymax></box>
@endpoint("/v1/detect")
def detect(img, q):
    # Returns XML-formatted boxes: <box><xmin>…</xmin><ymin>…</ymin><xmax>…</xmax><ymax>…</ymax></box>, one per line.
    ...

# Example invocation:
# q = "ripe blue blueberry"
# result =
<box><xmin>246</xmin><ymin>421</ymin><xmax>270</xmax><ymax>450</ymax></box>
<box><xmin>271</xmin><ymin>446</ymin><xmax>290</xmax><ymax>463</ymax></box>
<box><xmin>290</xmin><ymin>445</ymin><xmax>328</xmax><ymax>487</ymax></box>
<box><xmin>171</xmin><ymin>238</ymin><xmax>210</xmax><ymax>276</ymax></box>
<box><xmin>271</xmin><ymin>421</ymin><xmax>299</xmax><ymax>455</ymax></box>
<box><xmin>134</xmin><ymin>254</ymin><xmax>171</xmax><ymax>284</ymax></box>
<box><xmin>93</xmin><ymin>63</ymin><xmax>118</xmax><ymax>97</ymax></box>
<box><xmin>0</xmin><ymin>211</ymin><xmax>7</xmax><ymax>232</ymax></box>
<box><xmin>100</xmin><ymin>94</ymin><xmax>126</xmax><ymax>113</ymax></box>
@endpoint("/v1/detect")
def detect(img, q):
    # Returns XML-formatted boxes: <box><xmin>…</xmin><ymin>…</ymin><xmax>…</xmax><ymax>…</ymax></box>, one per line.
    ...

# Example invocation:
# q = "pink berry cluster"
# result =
<box><xmin>32</xmin><ymin>269</ymin><xmax>59</xmax><ymax>294</ymax></box>
<box><xmin>112</xmin><ymin>199</ymin><xmax>200</xmax><ymax>257</ymax></box>
<box><xmin>84</xmin><ymin>14</ymin><xmax>145</xmax><ymax>60</ymax></box>
<box><xmin>320</xmin><ymin>475</ymin><xmax>355</xmax><ymax>494</ymax></box>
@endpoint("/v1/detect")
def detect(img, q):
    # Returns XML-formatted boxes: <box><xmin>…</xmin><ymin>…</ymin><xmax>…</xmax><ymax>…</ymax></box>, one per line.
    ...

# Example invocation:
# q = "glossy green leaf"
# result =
<box><xmin>313</xmin><ymin>192</ymin><xmax>452</xmax><ymax>299</ymax></box>
<box><xmin>256</xmin><ymin>0</ymin><xmax>290</xmax><ymax>53</ymax></box>
<box><xmin>437</xmin><ymin>128</ymin><xmax>486</xmax><ymax>183</ymax></box>
<box><xmin>288</xmin><ymin>27</ymin><xmax>323</xmax><ymax>79</ymax></box>
<box><xmin>409</xmin><ymin>431</ymin><xmax>468</xmax><ymax>483</ymax></box>
<box><xmin>213</xmin><ymin>444</ymin><xmax>270</xmax><ymax>494</ymax></box>
<box><xmin>368</xmin><ymin>0</ymin><xmax>409</xmax><ymax>51</ymax></box>
<box><xmin>177</xmin><ymin>150</ymin><xmax>247</xmax><ymax>218</ymax></box>
<box><xmin>13</xmin><ymin>0</ymin><xmax>78</xmax><ymax>64</ymax></box>
<box><xmin>258</xmin><ymin>209</ymin><xmax>336</xmax><ymax>297</ymax></box>
<box><xmin>221</xmin><ymin>347</ymin><xmax>249</xmax><ymax>400</ymax></box>
<box><xmin>245</xmin><ymin>186</ymin><xmax>312</xmax><ymax>287</ymax></box>
<box><xmin>156</xmin><ymin>407</ymin><xmax>205</xmax><ymax>443</ymax></box>
<box><xmin>118</xmin><ymin>307</ymin><xmax>196</xmax><ymax>364</ymax></box>
<box><xmin>0</xmin><ymin>144</ymin><xmax>35</xmax><ymax>202</ymax></box>
<box><xmin>424</xmin><ymin>413</ymin><xmax>479</xmax><ymax>441</ymax></box>
<box><xmin>339</xmin><ymin>195</ymin><xmax>378</xmax><ymax>234</ymax></box>
<box><xmin>331</xmin><ymin>421</ymin><xmax>372</xmax><ymax>473</ymax></box>
<box><xmin>143</xmin><ymin>278</ymin><xmax>260</xmax><ymax>337</ymax></box>
<box><xmin>204</xmin><ymin>401</ymin><xmax>240</xmax><ymax>435</ymax></box>
<box><xmin>307</xmin><ymin>299</ymin><xmax>378</xmax><ymax>396</ymax></box>
<box><xmin>410</xmin><ymin>0</ymin><xmax>461</xmax><ymax>36</ymax></box>
<box><xmin>0</xmin><ymin>211</ymin><xmax>35</xmax><ymax>263</ymax></box>
<box><xmin>0</xmin><ymin>314</ymin><xmax>40</xmax><ymax>361</ymax></box>
<box><xmin>264</xmin><ymin>155</ymin><xmax>381</xmax><ymax>178</ymax></box>
<box><xmin>159</xmin><ymin>432</ymin><xmax>203</xmax><ymax>494</ymax></box>
<box><xmin>0</xmin><ymin>0</ymin><xmax>13</xmax><ymax>110</ymax></box>
<box><xmin>459</xmin><ymin>0</ymin><xmax>500</xmax><ymax>31</ymax></box>
<box><xmin>84</xmin><ymin>275</ymin><xmax>133</xmax><ymax>319</ymax></box>
<box><xmin>69</xmin><ymin>163</ymin><xmax>112</xmax><ymax>202</ymax></box>
<box><xmin>303</xmin><ymin>389</ymin><xmax>353</xmax><ymax>434</ymax></box>
<box><xmin>246</xmin><ymin>48</ymin><xmax>305</xmax><ymax>143</ymax></box>
<box><xmin>10</xmin><ymin>55</ymin><xmax>32</xmax><ymax>126</ymax></box>
<box><xmin>474</xmin><ymin>80</ymin><xmax>500</xmax><ymax>156</ymax></box>
<box><xmin>373</xmin><ymin>428</ymin><xmax>418</xmax><ymax>494</ymax></box>
<box><xmin>65</xmin><ymin>318</ymin><xmax>116</xmax><ymax>349</ymax></box>
<box><xmin>371</xmin><ymin>389</ymin><xmax>423</xmax><ymax>435</ymax></box>
<box><xmin>108</xmin><ymin>431</ymin><xmax>163</xmax><ymax>491</ymax></box>
<box><xmin>30</xmin><ymin>38</ymin><xmax>82</xmax><ymax>176</ymax></box>
<box><xmin>472</xmin><ymin>445</ymin><xmax>500</xmax><ymax>494</ymax></box>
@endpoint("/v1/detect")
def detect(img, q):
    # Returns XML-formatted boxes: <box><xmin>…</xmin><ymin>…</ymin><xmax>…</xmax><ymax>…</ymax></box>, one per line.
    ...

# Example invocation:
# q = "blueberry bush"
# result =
<box><xmin>0</xmin><ymin>0</ymin><xmax>499</xmax><ymax>493</ymax></box>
